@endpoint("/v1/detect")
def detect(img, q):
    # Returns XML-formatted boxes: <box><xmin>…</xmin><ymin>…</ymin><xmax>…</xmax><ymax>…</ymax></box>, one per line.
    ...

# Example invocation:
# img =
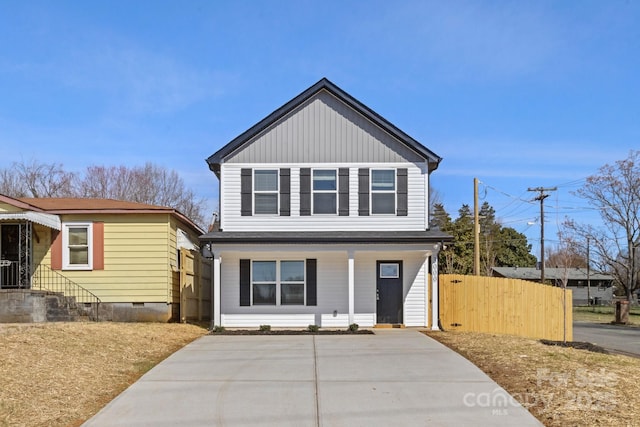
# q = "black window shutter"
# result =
<box><xmin>280</xmin><ymin>168</ymin><xmax>290</xmax><ymax>216</ymax></box>
<box><xmin>338</xmin><ymin>168</ymin><xmax>349</xmax><ymax>216</ymax></box>
<box><xmin>306</xmin><ymin>258</ymin><xmax>317</xmax><ymax>306</ymax></box>
<box><xmin>240</xmin><ymin>259</ymin><xmax>251</xmax><ymax>306</ymax></box>
<box><xmin>241</xmin><ymin>169</ymin><xmax>252</xmax><ymax>216</ymax></box>
<box><xmin>300</xmin><ymin>168</ymin><xmax>311</xmax><ymax>216</ymax></box>
<box><xmin>358</xmin><ymin>168</ymin><xmax>369</xmax><ymax>216</ymax></box>
<box><xmin>397</xmin><ymin>168</ymin><xmax>408</xmax><ymax>216</ymax></box>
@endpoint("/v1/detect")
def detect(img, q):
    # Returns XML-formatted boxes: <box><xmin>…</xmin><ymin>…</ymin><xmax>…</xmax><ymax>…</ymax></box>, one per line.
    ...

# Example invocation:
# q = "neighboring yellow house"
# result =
<box><xmin>0</xmin><ymin>194</ymin><xmax>207</xmax><ymax>322</ymax></box>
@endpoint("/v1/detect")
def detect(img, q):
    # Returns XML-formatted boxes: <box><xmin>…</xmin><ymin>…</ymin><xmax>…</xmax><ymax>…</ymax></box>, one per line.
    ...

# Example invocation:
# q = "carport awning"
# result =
<box><xmin>0</xmin><ymin>211</ymin><xmax>61</xmax><ymax>230</ymax></box>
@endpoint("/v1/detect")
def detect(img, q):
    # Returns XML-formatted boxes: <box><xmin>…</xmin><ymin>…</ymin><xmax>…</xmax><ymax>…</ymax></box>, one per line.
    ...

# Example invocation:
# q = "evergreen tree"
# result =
<box><xmin>436</xmin><ymin>202</ymin><xmax>537</xmax><ymax>275</ymax></box>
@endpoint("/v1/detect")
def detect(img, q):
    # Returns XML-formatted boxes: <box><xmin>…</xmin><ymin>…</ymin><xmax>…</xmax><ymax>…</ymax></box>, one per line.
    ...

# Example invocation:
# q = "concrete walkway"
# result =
<box><xmin>83</xmin><ymin>330</ymin><xmax>541</xmax><ymax>426</ymax></box>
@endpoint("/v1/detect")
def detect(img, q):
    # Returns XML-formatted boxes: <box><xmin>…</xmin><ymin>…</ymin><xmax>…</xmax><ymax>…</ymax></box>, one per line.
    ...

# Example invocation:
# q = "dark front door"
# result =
<box><xmin>376</xmin><ymin>261</ymin><xmax>403</xmax><ymax>324</ymax></box>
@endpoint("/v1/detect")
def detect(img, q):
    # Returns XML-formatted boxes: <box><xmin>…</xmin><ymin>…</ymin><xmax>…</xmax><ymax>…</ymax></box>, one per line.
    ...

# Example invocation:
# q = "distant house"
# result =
<box><xmin>200</xmin><ymin>78</ymin><xmax>451</xmax><ymax>328</ymax></box>
<box><xmin>491</xmin><ymin>267</ymin><xmax>614</xmax><ymax>305</ymax></box>
<box><xmin>0</xmin><ymin>194</ymin><xmax>206</xmax><ymax>322</ymax></box>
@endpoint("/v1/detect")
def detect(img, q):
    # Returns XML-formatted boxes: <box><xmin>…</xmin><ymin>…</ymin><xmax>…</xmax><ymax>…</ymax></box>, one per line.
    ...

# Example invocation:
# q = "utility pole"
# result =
<box><xmin>528</xmin><ymin>186</ymin><xmax>557</xmax><ymax>284</ymax></box>
<box><xmin>474</xmin><ymin>178</ymin><xmax>480</xmax><ymax>276</ymax></box>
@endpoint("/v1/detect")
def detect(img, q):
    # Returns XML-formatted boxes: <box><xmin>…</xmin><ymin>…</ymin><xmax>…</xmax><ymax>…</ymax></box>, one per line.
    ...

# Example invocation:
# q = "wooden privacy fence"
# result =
<box><xmin>179</xmin><ymin>250</ymin><xmax>212</xmax><ymax>323</ymax></box>
<box><xmin>439</xmin><ymin>274</ymin><xmax>572</xmax><ymax>341</ymax></box>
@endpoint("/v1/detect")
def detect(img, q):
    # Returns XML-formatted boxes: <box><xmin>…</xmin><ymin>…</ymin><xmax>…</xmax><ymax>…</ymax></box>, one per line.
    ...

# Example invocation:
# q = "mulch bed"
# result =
<box><xmin>209</xmin><ymin>329</ymin><xmax>374</xmax><ymax>335</ymax></box>
<box><xmin>539</xmin><ymin>339</ymin><xmax>609</xmax><ymax>354</ymax></box>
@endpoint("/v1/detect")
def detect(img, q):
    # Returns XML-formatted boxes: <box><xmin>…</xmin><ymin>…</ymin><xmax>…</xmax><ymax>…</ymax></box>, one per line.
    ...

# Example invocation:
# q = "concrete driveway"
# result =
<box><xmin>83</xmin><ymin>329</ymin><xmax>541</xmax><ymax>426</ymax></box>
<box><xmin>573</xmin><ymin>321</ymin><xmax>640</xmax><ymax>356</ymax></box>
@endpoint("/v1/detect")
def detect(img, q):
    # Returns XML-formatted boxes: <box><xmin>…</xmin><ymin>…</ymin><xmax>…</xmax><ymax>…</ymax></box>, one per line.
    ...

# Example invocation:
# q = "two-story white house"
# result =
<box><xmin>201</xmin><ymin>78</ymin><xmax>450</xmax><ymax>329</ymax></box>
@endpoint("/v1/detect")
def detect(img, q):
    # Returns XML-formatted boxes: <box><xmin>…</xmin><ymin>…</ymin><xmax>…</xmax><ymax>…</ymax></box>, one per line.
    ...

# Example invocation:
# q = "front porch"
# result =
<box><xmin>203</xmin><ymin>240</ymin><xmax>443</xmax><ymax>330</ymax></box>
<box><xmin>0</xmin><ymin>216</ymin><xmax>101</xmax><ymax>322</ymax></box>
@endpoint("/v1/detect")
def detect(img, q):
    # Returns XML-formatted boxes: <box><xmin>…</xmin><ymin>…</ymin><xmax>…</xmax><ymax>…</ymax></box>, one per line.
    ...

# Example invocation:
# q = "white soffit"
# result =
<box><xmin>0</xmin><ymin>211</ymin><xmax>62</xmax><ymax>230</ymax></box>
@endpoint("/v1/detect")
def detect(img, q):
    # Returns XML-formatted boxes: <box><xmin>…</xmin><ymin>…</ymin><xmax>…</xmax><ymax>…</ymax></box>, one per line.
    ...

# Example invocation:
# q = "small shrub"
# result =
<box><xmin>348</xmin><ymin>323</ymin><xmax>359</xmax><ymax>332</ymax></box>
<box><xmin>210</xmin><ymin>325</ymin><xmax>225</xmax><ymax>333</ymax></box>
<box><xmin>259</xmin><ymin>324</ymin><xmax>271</xmax><ymax>332</ymax></box>
<box><xmin>307</xmin><ymin>324</ymin><xmax>319</xmax><ymax>332</ymax></box>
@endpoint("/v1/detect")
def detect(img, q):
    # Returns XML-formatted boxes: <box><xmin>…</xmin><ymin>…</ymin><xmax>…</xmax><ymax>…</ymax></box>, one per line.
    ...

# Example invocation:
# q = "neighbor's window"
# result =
<box><xmin>254</xmin><ymin>170</ymin><xmax>278</xmax><ymax>214</ymax></box>
<box><xmin>62</xmin><ymin>222</ymin><xmax>93</xmax><ymax>270</ymax></box>
<box><xmin>371</xmin><ymin>169</ymin><xmax>396</xmax><ymax>214</ymax></box>
<box><xmin>313</xmin><ymin>169</ymin><xmax>337</xmax><ymax>214</ymax></box>
<box><xmin>252</xmin><ymin>260</ymin><xmax>305</xmax><ymax>306</ymax></box>
<box><xmin>252</xmin><ymin>261</ymin><xmax>277</xmax><ymax>305</ymax></box>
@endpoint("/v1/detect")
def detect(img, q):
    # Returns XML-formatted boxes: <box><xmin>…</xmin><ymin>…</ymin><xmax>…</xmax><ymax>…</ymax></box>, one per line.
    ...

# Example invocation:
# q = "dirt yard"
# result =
<box><xmin>425</xmin><ymin>330</ymin><xmax>640</xmax><ymax>426</ymax></box>
<box><xmin>0</xmin><ymin>322</ymin><xmax>206</xmax><ymax>427</ymax></box>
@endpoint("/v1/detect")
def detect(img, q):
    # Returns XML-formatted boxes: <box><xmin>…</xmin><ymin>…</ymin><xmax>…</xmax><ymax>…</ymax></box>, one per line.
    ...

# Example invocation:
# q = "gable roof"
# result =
<box><xmin>206</xmin><ymin>78</ymin><xmax>442</xmax><ymax>175</ymax></box>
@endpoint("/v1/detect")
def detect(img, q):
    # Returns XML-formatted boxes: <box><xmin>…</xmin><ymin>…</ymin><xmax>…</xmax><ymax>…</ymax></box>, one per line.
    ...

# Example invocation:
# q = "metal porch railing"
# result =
<box><xmin>31</xmin><ymin>264</ymin><xmax>101</xmax><ymax>321</ymax></box>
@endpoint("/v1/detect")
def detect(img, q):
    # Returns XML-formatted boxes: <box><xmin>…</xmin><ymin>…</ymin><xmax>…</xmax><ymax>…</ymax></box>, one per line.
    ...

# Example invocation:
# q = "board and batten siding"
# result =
<box><xmin>216</xmin><ymin>247</ymin><xmax>429</xmax><ymax>327</ymax></box>
<box><xmin>224</xmin><ymin>91</ymin><xmax>425</xmax><ymax>165</ymax></box>
<box><xmin>39</xmin><ymin>214</ymin><xmax>174</xmax><ymax>303</ymax></box>
<box><xmin>220</xmin><ymin>163</ymin><xmax>428</xmax><ymax>231</ymax></box>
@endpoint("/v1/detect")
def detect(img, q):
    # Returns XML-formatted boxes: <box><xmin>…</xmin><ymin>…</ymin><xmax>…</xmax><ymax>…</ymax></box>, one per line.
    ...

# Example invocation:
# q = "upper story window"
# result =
<box><xmin>371</xmin><ymin>169</ymin><xmax>396</xmax><ymax>214</ymax></box>
<box><xmin>62</xmin><ymin>222</ymin><xmax>93</xmax><ymax>270</ymax></box>
<box><xmin>313</xmin><ymin>169</ymin><xmax>337</xmax><ymax>214</ymax></box>
<box><xmin>254</xmin><ymin>170</ymin><xmax>279</xmax><ymax>214</ymax></box>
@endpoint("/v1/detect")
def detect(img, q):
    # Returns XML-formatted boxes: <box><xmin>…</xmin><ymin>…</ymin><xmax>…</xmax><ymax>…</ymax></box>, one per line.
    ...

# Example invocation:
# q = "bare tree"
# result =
<box><xmin>76</xmin><ymin>163</ymin><xmax>206</xmax><ymax>227</ymax></box>
<box><xmin>0</xmin><ymin>168</ymin><xmax>25</xmax><ymax>196</ymax></box>
<box><xmin>0</xmin><ymin>160</ymin><xmax>76</xmax><ymax>197</ymax></box>
<box><xmin>565</xmin><ymin>150</ymin><xmax>640</xmax><ymax>301</ymax></box>
<box><xmin>545</xmin><ymin>242</ymin><xmax>588</xmax><ymax>269</ymax></box>
<box><xmin>0</xmin><ymin>160</ymin><xmax>207</xmax><ymax>229</ymax></box>
<box><xmin>554</xmin><ymin>232</ymin><xmax>583</xmax><ymax>343</ymax></box>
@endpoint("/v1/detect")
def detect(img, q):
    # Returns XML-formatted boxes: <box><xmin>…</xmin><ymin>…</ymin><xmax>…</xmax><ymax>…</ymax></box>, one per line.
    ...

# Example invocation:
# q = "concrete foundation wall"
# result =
<box><xmin>0</xmin><ymin>290</ymin><xmax>175</xmax><ymax>323</ymax></box>
<box><xmin>97</xmin><ymin>302</ymin><xmax>174</xmax><ymax>322</ymax></box>
<box><xmin>0</xmin><ymin>289</ymin><xmax>56</xmax><ymax>323</ymax></box>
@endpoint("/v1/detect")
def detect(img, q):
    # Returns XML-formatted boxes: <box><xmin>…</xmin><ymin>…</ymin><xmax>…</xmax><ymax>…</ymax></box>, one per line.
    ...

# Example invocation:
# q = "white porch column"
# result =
<box><xmin>213</xmin><ymin>251</ymin><xmax>221</xmax><ymax>327</ymax></box>
<box><xmin>348</xmin><ymin>249</ymin><xmax>355</xmax><ymax>325</ymax></box>
<box><xmin>431</xmin><ymin>255</ymin><xmax>440</xmax><ymax>330</ymax></box>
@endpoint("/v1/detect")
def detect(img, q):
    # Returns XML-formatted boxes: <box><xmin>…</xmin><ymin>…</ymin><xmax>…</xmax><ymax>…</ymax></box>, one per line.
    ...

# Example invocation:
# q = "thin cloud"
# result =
<box><xmin>58</xmin><ymin>44</ymin><xmax>227</xmax><ymax>115</ymax></box>
<box><xmin>346</xmin><ymin>1</ymin><xmax>569</xmax><ymax>82</ymax></box>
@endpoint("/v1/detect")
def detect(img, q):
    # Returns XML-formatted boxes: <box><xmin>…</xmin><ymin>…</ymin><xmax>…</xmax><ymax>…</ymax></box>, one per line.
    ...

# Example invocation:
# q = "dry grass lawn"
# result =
<box><xmin>425</xmin><ymin>331</ymin><xmax>640</xmax><ymax>426</ymax></box>
<box><xmin>0</xmin><ymin>322</ymin><xmax>206</xmax><ymax>427</ymax></box>
<box><xmin>574</xmin><ymin>305</ymin><xmax>640</xmax><ymax>325</ymax></box>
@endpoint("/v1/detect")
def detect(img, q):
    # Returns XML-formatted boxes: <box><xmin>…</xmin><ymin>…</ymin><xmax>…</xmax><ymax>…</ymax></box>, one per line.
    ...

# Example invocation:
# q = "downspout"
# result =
<box><xmin>431</xmin><ymin>243</ymin><xmax>441</xmax><ymax>331</ymax></box>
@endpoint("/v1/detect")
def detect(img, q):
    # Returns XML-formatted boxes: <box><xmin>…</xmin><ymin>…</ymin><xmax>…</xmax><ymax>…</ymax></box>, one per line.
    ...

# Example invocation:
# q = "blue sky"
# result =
<box><xmin>1</xmin><ymin>1</ymin><xmax>639</xmax><ymax>257</ymax></box>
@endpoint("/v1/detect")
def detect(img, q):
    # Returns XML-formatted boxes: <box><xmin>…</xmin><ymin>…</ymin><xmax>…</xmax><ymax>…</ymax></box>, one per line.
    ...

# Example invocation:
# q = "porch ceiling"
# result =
<box><xmin>0</xmin><ymin>211</ymin><xmax>61</xmax><ymax>230</ymax></box>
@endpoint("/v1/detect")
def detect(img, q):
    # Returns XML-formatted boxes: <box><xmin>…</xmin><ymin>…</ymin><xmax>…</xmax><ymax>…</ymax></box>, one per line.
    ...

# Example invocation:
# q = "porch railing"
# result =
<box><xmin>31</xmin><ymin>264</ymin><xmax>101</xmax><ymax>321</ymax></box>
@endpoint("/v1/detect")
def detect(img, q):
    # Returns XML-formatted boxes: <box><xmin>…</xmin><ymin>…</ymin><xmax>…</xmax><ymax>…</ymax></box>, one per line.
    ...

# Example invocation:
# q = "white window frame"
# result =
<box><xmin>251</xmin><ymin>260</ymin><xmax>305</xmax><ymax>306</ymax></box>
<box><xmin>312</xmin><ymin>168</ymin><xmax>338</xmax><ymax>215</ymax></box>
<box><xmin>62</xmin><ymin>222</ymin><xmax>93</xmax><ymax>270</ymax></box>
<box><xmin>253</xmin><ymin>169</ymin><xmax>279</xmax><ymax>215</ymax></box>
<box><xmin>370</xmin><ymin>168</ymin><xmax>397</xmax><ymax>215</ymax></box>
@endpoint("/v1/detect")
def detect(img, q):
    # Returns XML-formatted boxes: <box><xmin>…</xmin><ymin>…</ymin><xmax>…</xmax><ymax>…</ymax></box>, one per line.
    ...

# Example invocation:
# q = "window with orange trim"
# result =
<box><xmin>62</xmin><ymin>222</ymin><xmax>93</xmax><ymax>270</ymax></box>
